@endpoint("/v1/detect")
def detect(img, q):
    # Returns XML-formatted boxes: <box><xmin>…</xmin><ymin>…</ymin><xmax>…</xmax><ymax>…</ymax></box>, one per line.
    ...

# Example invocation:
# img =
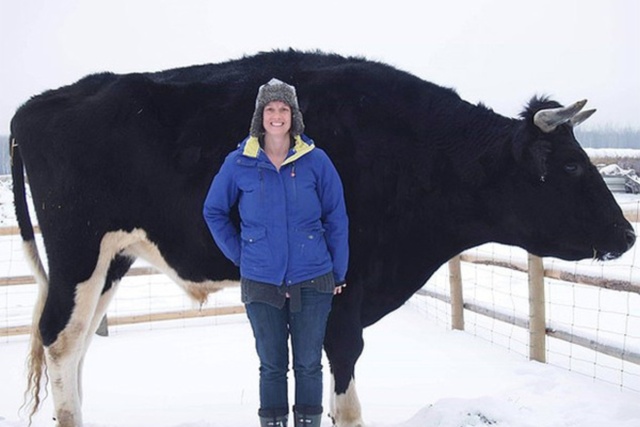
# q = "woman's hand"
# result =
<box><xmin>334</xmin><ymin>283</ymin><xmax>347</xmax><ymax>295</ymax></box>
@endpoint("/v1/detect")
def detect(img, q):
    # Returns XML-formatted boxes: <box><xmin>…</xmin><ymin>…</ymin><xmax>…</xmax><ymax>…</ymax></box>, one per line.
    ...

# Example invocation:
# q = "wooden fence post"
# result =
<box><xmin>528</xmin><ymin>254</ymin><xmax>546</xmax><ymax>362</ymax></box>
<box><xmin>449</xmin><ymin>255</ymin><xmax>465</xmax><ymax>331</ymax></box>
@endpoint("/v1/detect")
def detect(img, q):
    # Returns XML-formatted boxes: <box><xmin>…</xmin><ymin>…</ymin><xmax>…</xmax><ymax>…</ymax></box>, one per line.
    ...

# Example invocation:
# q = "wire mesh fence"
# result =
<box><xmin>409</xmin><ymin>216</ymin><xmax>640</xmax><ymax>393</ymax></box>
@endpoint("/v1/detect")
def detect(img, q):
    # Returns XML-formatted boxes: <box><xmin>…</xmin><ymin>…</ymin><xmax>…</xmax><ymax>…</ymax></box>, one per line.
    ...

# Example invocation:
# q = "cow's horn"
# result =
<box><xmin>533</xmin><ymin>99</ymin><xmax>588</xmax><ymax>133</ymax></box>
<box><xmin>569</xmin><ymin>108</ymin><xmax>596</xmax><ymax>128</ymax></box>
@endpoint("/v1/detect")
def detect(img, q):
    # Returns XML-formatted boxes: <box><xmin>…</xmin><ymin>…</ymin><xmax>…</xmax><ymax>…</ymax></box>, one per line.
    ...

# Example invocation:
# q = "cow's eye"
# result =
<box><xmin>564</xmin><ymin>163</ymin><xmax>581</xmax><ymax>175</ymax></box>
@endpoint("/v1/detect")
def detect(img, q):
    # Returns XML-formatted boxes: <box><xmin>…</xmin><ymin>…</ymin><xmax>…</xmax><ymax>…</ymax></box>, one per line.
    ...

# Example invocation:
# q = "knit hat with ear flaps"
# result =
<box><xmin>249</xmin><ymin>78</ymin><xmax>305</xmax><ymax>137</ymax></box>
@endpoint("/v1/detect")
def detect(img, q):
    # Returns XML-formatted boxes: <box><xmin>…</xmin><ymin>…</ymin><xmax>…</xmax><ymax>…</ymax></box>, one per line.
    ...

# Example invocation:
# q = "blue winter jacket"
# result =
<box><xmin>203</xmin><ymin>134</ymin><xmax>349</xmax><ymax>287</ymax></box>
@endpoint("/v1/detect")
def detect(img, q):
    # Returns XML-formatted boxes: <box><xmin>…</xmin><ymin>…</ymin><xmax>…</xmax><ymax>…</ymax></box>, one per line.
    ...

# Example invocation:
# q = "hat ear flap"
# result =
<box><xmin>291</xmin><ymin>109</ymin><xmax>305</xmax><ymax>137</ymax></box>
<box><xmin>249</xmin><ymin>107</ymin><xmax>264</xmax><ymax>137</ymax></box>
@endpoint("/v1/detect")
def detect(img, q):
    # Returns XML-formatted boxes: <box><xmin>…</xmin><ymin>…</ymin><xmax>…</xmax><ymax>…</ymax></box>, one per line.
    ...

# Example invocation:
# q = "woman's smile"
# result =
<box><xmin>263</xmin><ymin>101</ymin><xmax>292</xmax><ymax>134</ymax></box>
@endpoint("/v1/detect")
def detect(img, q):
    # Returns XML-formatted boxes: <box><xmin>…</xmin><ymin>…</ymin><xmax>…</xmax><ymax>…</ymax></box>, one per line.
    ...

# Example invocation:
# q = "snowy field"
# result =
<box><xmin>1</xmin><ymin>301</ymin><xmax>640</xmax><ymax>427</ymax></box>
<box><xmin>0</xmin><ymin>263</ymin><xmax>639</xmax><ymax>427</ymax></box>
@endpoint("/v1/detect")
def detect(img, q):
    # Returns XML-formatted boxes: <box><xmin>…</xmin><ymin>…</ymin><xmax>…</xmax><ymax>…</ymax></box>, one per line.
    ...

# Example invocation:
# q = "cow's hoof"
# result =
<box><xmin>329</xmin><ymin>414</ymin><xmax>365</xmax><ymax>427</ymax></box>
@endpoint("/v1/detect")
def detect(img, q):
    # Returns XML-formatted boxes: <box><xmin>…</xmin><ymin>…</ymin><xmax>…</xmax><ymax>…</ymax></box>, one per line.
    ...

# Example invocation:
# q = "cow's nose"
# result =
<box><xmin>625</xmin><ymin>228</ymin><xmax>636</xmax><ymax>251</ymax></box>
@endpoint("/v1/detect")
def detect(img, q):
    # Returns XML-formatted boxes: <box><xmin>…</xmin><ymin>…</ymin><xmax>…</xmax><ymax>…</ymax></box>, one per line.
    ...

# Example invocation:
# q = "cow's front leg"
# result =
<box><xmin>324</xmin><ymin>292</ymin><xmax>366</xmax><ymax>427</ymax></box>
<box><xmin>329</xmin><ymin>374</ymin><xmax>364</xmax><ymax>427</ymax></box>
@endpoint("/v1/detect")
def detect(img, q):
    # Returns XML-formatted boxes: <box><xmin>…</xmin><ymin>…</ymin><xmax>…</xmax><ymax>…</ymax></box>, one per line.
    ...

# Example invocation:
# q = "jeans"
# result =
<box><xmin>246</xmin><ymin>288</ymin><xmax>333</xmax><ymax>417</ymax></box>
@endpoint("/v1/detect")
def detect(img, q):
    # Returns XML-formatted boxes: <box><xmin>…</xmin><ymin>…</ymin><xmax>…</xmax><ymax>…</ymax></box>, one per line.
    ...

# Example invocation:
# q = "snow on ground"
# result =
<box><xmin>584</xmin><ymin>148</ymin><xmax>640</xmax><ymax>159</ymax></box>
<box><xmin>1</xmin><ymin>304</ymin><xmax>639</xmax><ymax>427</ymax></box>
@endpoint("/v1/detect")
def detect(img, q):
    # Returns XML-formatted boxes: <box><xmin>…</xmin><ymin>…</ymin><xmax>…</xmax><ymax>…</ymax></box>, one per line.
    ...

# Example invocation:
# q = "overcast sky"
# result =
<box><xmin>1</xmin><ymin>0</ymin><xmax>639</xmax><ymax>136</ymax></box>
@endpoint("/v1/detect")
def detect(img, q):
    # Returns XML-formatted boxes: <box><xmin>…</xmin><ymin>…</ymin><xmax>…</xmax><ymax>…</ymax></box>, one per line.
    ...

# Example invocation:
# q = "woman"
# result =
<box><xmin>203</xmin><ymin>78</ymin><xmax>349</xmax><ymax>427</ymax></box>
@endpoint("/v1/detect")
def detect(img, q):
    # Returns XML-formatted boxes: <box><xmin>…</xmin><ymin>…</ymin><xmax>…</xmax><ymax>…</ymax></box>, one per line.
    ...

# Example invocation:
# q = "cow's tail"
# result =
<box><xmin>11</xmin><ymin>135</ymin><xmax>50</xmax><ymax>424</ymax></box>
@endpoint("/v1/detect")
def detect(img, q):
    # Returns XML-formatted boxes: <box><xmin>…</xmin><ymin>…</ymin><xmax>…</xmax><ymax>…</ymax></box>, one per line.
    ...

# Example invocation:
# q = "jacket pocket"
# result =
<box><xmin>240</xmin><ymin>226</ymin><xmax>270</xmax><ymax>271</ymax></box>
<box><xmin>295</xmin><ymin>227</ymin><xmax>331</xmax><ymax>268</ymax></box>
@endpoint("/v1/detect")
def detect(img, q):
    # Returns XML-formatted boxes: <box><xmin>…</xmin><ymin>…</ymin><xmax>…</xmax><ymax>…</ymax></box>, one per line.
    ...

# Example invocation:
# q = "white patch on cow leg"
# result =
<box><xmin>46</xmin><ymin>329</ymin><xmax>87</xmax><ymax>427</ymax></box>
<box><xmin>46</xmin><ymin>277</ymin><xmax>104</xmax><ymax>427</ymax></box>
<box><xmin>47</xmin><ymin>231</ymin><xmax>144</xmax><ymax>426</ymax></box>
<box><xmin>77</xmin><ymin>282</ymin><xmax>120</xmax><ymax>404</ymax></box>
<box><xmin>42</xmin><ymin>227</ymin><xmax>236</xmax><ymax>426</ymax></box>
<box><xmin>121</xmin><ymin>231</ymin><xmax>239</xmax><ymax>304</ymax></box>
<box><xmin>330</xmin><ymin>375</ymin><xmax>364</xmax><ymax>427</ymax></box>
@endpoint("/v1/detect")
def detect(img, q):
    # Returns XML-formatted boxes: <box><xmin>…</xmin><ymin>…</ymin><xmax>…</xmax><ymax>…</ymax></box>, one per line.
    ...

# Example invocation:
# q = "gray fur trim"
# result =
<box><xmin>249</xmin><ymin>78</ymin><xmax>305</xmax><ymax>137</ymax></box>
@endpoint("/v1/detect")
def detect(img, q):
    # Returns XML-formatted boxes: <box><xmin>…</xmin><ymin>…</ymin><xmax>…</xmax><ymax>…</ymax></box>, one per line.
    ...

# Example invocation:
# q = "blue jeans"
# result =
<box><xmin>246</xmin><ymin>288</ymin><xmax>333</xmax><ymax>417</ymax></box>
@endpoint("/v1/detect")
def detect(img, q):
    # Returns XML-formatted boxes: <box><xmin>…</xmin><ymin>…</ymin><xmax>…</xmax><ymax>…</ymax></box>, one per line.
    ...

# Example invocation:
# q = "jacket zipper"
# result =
<box><xmin>258</xmin><ymin>167</ymin><xmax>264</xmax><ymax>203</ymax></box>
<box><xmin>290</xmin><ymin>161</ymin><xmax>297</xmax><ymax>199</ymax></box>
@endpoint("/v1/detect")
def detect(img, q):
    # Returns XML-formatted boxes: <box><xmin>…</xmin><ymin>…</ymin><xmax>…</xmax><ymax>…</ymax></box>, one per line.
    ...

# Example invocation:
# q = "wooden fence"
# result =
<box><xmin>0</xmin><ymin>226</ymin><xmax>244</xmax><ymax>337</ymax></box>
<box><xmin>418</xmin><ymin>252</ymin><xmax>640</xmax><ymax>365</ymax></box>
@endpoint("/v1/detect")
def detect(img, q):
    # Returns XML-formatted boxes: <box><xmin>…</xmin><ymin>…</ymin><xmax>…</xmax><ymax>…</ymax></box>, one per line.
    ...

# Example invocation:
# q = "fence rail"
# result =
<box><xmin>459</xmin><ymin>252</ymin><xmax>640</xmax><ymax>295</ymax></box>
<box><xmin>0</xmin><ymin>226</ymin><xmax>244</xmax><ymax>337</ymax></box>
<box><xmin>418</xmin><ymin>252</ymin><xmax>640</xmax><ymax>367</ymax></box>
<box><xmin>0</xmin><ymin>266</ymin><xmax>160</xmax><ymax>287</ymax></box>
<box><xmin>1</xmin><ymin>304</ymin><xmax>246</xmax><ymax>337</ymax></box>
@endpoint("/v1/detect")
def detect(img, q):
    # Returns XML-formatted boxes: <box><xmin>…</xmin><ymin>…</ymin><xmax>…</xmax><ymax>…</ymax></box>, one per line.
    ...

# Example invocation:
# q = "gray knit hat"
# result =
<box><xmin>249</xmin><ymin>78</ymin><xmax>305</xmax><ymax>137</ymax></box>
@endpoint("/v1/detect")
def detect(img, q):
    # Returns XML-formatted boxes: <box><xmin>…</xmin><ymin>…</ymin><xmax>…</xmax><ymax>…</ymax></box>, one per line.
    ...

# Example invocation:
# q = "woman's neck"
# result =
<box><xmin>263</xmin><ymin>134</ymin><xmax>291</xmax><ymax>170</ymax></box>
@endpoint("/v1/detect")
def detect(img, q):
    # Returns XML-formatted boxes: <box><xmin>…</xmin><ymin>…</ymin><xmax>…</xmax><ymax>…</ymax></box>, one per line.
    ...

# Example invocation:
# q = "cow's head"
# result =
<box><xmin>502</xmin><ymin>97</ymin><xmax>635</xmax><ymax>261</ymax></box>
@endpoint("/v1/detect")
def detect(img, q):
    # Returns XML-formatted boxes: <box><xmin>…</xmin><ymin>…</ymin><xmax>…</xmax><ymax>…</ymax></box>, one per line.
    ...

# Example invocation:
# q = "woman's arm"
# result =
<box><xmin>203</xmin><ymin>157</ymin><xmax>241</xmax><ymax>266</ymax></box>
<box><xmin>317</xmin><ymin>149</ymin><xmax>349</xmax><ymax>285</ymax></box>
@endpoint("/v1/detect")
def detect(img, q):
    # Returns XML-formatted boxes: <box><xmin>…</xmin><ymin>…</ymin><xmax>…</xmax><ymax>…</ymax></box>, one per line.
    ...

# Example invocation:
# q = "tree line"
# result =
<box><xmin>575</xmin><ymin>127</ymin><xmax>640</xmax><ymax>149</ymax></box>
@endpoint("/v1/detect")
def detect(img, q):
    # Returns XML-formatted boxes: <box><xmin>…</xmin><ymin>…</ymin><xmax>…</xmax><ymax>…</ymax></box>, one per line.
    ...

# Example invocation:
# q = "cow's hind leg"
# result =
<box><xmin>43</xmin><ymin>276</ymin><xmax>105</xmax><ymax>426</ymax></box>
<box><xmin>77</xmin><ymin>255</ymin><xmax>133</xmax><ymax>404</ymax></box>
<box><xmin>43</xmin><ymin>233</ymin><xmax>139</xmax><ymax>426</ymax></box>
<box><xmin>324</xmin><ymin>293</ymin><xmax>366</xmax><ymax>427</ymax></box>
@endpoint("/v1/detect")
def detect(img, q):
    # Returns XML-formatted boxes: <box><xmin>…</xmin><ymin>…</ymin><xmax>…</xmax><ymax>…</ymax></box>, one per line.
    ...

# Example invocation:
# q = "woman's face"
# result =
<box><xmin>262</xmin><ymin>101</ymin><xmax>292</xmax><ymax>137</ymax></box>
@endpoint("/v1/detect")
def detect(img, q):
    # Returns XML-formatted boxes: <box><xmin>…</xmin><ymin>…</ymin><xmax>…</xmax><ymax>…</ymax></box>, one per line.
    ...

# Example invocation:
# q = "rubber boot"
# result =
<box><xmin>259</xmin><ymin>414</ymin><xmax>288</xmax><ymax>427</ymax></box>
<box><xmin>293</xmin><ymin>412</ymin><xmax>321</xmax><ymax>427</ymax></box>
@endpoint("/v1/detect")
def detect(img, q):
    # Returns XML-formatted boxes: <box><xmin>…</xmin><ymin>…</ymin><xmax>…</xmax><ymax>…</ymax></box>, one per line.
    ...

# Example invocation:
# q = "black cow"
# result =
<box><xmin>10</xmin><ymin>50</ymin><xmax>635</xmax><ymax>427</ymax></box>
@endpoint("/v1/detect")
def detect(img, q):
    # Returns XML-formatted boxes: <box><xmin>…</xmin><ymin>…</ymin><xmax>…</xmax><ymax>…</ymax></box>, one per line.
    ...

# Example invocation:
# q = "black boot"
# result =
<box><xmin>259</xmin><ymin>414</ymin><xmax>288</xmax><ymax>427</ymax></box>
<box><xmin>293</xmin><ymin>412</ymin><xmax>321</xmax><ymax>426</ymax></box>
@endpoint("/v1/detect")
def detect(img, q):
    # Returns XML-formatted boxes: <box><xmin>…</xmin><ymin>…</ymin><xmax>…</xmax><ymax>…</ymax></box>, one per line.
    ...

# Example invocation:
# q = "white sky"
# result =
<box><xmin>1</xmin><ymin>0</ymin><xmax>639</xmax><ymax>136</ymax></box>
